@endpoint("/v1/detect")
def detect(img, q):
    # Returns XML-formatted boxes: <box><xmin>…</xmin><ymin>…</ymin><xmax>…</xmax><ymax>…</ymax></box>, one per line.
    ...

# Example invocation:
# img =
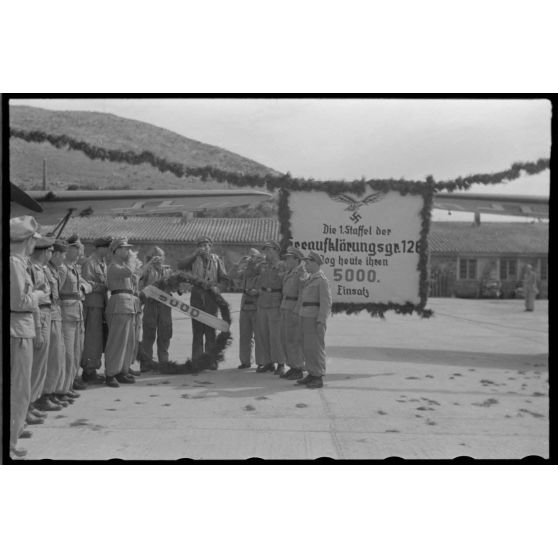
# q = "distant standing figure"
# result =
<box><xmin>523</xmin><ymin>264</ymin><xmax>539</xmax><ymax>312</ymax></box>
<box><xmin>296</xmin><ymin>251</ymin><xmax>332</xmax><ymax>389</ymax></box>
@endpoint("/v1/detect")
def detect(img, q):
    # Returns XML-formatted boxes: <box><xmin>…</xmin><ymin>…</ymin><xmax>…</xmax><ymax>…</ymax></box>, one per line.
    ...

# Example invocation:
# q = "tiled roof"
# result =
<box><xmin>53</xmin><ymin>216</ymin><xmax>281</xmax><ymax>245</ymax></box>
<box><xmin>51</xmin><ymin>217</ymin><xmax>548</xmax><ymax>255</ymax></box>
<box><xmin>428</xmin><ymin>222</ymin><xmax>548</xmax><ymax>254</ymax></box>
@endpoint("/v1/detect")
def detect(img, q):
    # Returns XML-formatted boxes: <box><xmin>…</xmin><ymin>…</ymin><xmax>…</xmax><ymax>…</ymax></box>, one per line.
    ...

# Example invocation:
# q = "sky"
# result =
<box><xmin>10</xmin><ymin>97</ymin><xmax>551</xmax><ymax>222</ymax></box>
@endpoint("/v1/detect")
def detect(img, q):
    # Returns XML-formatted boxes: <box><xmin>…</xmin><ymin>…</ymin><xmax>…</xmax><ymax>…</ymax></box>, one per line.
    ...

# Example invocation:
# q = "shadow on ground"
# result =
<box><xmin>327</xmin><ymin>346</ymin><xmax>548</xmax><ymax>369</ymax></box>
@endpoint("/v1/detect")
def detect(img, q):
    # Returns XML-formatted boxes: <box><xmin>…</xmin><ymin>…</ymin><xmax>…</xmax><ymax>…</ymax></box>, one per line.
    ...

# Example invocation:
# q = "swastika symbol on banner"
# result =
<box><xmin>350</xmin><ymin>212</ymin><xmax>362</xmax><ymax>223</ymax></box>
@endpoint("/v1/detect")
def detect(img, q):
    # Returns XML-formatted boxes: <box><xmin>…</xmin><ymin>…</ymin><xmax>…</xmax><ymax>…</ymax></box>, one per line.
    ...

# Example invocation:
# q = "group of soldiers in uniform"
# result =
<box><xmin>236</xmin><ymin>240</ymin><xmax>332</xmax><ymax>389</ymax></box>
<box><xmin>9</xmin><ymin>215</ymin><xmax>332</xmax><ymax>460</ymax></box>
<box><xmin>9</xmin><ymin>215</ymin><xmax>176</xmax><ymax>459</ymax></box>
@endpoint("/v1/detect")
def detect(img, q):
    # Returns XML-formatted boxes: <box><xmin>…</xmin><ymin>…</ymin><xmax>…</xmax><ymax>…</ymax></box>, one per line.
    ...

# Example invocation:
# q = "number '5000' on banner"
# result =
<box><xmin>286</xmin><ymin>187</ymin><xmax>430</xmax><ymax>309</ymax></box>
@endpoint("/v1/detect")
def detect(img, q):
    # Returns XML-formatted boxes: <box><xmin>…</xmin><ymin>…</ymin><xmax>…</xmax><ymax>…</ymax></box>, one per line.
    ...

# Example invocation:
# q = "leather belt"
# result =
<box><xmin>11</xmin><ymin>310</ymin><xmax>33</xmax><ymax>314</ymax></box>
<box><xmin>261</xmin><ymin>288</ymin><xmax>282</xmax><ymax>293</ymax></box>
<box><xmin>111</xmin><ymin>289</ymin><xmax>133</xmax><ymax>295</ymax></box>
<box><xmin>284</xmin><ymin>296</ymin><xmax>298</xmax><ymax>301</ymax></box>
<box><xmin>39</xmin><ymin>304</ymin><xmax>52</xmax><ymax>309</ymax></box>
<box><xmin>60</xmin><ymin>293</ymin><xmax>81</xmax><ymax>300</ymax></box>
<box><xmin>302</xmin><ymin>302</ymin><xmax>320</xmax><ymax>306</ymax></box>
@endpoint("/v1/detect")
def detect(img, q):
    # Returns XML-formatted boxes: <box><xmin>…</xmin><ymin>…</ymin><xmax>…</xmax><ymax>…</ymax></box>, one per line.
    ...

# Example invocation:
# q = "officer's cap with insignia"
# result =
<box><xmin>34</xmin><ymin>236</ymin><xmax>56</xmax><ymax>251</ymax></box>
<box><xmin>93</xmin><ymin>236</ymin><xmax>113</xmax><ymax>248</ymax></box>
<box><xmin>53</xmin><ymin>239</ymin><xmax>69</xmax><ymax>253</ymax></box>
<box><xmin>303</xmin><ymin>251</ymin><xmax>324</xmax><ymax>265</ymax></box>
<box><xmin>110</xmin><ymin>237</ymin><xmax>133</xmax><ymax>253</ymax></box>
<box><xmin>10</xmin><ymin>215</ymin><xmax>42</xmax><ymax>242</ymax></box>
<box><xmin>283</xmin><ymin>246</ymin><xmax>304</xmax><ymax>260</ymax></box>
<box><xmin>66</xmin><ymin>234</ymin><xmax>83</xmax><ymax>248</ymax></box>
<box><xmin>262</xmin><ymin>240</ymin><xmax>280</xmax><ymax>251</ymax></box>
<box><xmin>196</xmin><ymin>236</ymin><xmax>213</xmax><ymax>246</ymax></box>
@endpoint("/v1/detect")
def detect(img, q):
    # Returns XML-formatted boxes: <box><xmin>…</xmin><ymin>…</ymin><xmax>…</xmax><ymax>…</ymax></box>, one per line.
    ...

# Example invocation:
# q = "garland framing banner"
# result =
<box><xmin>282</xmin><ymin>186</ymin><xmax>432</xmax><ymax>317</ymax></box>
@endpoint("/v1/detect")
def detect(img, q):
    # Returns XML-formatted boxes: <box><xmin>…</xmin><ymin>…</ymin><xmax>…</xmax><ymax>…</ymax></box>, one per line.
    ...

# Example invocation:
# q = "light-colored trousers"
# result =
<box><xmin>280</xmin><ymin>309</ymin><xmax>305</xmax><ymax>369</ymax></box>
<box><xmin>45</xmin><ymin>319</ymin><xmax>65</xmax><ymax>394</ymax></box>
<box><xmin>59</xmin><ymin>319</ymin><xmax>84</xmax><ymax>393</ymax></box>
<box><xmin>10</xmin><ymin>337</ymin><xmax>33</xmax><ymax>450</ymax></box>
<box><xmin>239</xmin><ymin>309</ymin><xmax>263</xmax><ymax>365</ymax></box>
<box><xmin>105</xmin><ymin>313</ymin><xmax>136</xmax><ymax>377</ymax></box>
<box><xmin>301</xmin><ymin>317</ymin><xmax>327</xmax><ymax>377</ymax></box>
<box><xmin>525</xmin><ymin>288</ymin><xmax>536</xmax><ymax>311</ymax></box>
<box><xmin>133</xmin><ymin>309</ymin><xmax>143</xmax><ymax>367</ymax></box>
<box><xmin>30</xmin><ymin>309</ymin><xmax>52</xmax><ymax>402</ymax></box>
<box><xmin>81</xmin><ymin>306</ymin><xmax>104</xmax><ymax>370</ymax></box>
<box><xmin>257</xmin><ymin>306</ymin><xmax>286</xmax><ymax>365</ymax></box>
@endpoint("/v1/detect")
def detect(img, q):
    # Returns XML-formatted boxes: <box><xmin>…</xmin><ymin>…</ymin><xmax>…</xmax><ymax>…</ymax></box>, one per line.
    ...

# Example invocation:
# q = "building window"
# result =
<box><xmin>540</xmin><ymin>259</ymin><xmax>548</xmax><ymax>281</ymax></box>
<box><xmin>459</xmin><ymin>259</ymin><xmax>477</xmax><ymax>280</ymax></box>
<box><xmin>500</xmin><ymin>258</ymin><xmax>517</xmax><ymax>281</ymax></box>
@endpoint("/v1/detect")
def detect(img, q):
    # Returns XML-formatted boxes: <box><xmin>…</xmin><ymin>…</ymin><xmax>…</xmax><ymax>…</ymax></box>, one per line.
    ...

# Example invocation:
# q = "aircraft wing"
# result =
<box><xmin>10</xmin><ymin>185</ymin><xmax>272</xmax><ymax>225</ymax></box>
<box><xmin>434</xmin><ymin>192</ymin><xmax>549</xmax><ymax>218</ymax></box>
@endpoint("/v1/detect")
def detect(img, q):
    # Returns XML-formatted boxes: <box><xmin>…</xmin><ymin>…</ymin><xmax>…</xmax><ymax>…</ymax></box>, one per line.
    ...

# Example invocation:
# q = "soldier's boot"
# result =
<box><xmin>296</xmin><ymin>373</ymin><xmax>315</xmax><ymax>385</ymax></box>
<box><xmin>305</xmin><ymin>376</ymin><xmax>324</xmax><ymax>389</ymax></box>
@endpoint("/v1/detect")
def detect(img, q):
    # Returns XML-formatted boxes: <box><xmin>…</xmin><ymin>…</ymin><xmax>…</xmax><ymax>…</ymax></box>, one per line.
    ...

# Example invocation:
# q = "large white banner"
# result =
<box><xmin>288</xmin><ymin>187</ymin><xmax>427</xmax><ymax>306</ymax></box>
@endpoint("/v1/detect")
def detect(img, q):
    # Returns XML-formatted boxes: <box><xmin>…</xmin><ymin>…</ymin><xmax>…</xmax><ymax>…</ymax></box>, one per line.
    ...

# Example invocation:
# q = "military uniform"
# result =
<box><xmin>105</xmin><ymin>238</ymin><xmax>138</xmax><ymax>381</ymax></box>
<box><xmin>279</xmin><ymin>248</ymin><xmax>307</xmax><ymax>375</ymax></box>
<box><xmin>180</xmin><ymin>237</ymin><xmax>229</xmax><ymax>365</ymax></box>
<box><xmin>58</xmin><ymin>259</ymin><xmax>90</xmax><ymax>392</ymax></box>
<box><xmin>28</xmin><ymin>256</ymin><xmax>53</xmax><ymax>404</ymax></box>
<box><xmin>9</xmin><ymin>216</ymin><xmax>45</xmax><ymax>456</ymax></box>
<box><xmin>297</xmin><ymin>252</ymin><xmax>332</xmax><ymax>385</ymax></box>
<box><xmin>256</xmin><ymin>242</ymin><xmax>286</xmax><ymax>370</ymax></box>
<box><xmin>45</xmin><ymin>249</ymin><xmax>66</xmax><ymax>398</ymax></box>
<box><xmin>80</xmin><ymin>245</ymin><xmax>109</xmax><ymax>376</ymax></box>
<box><xmin>139</xmin><ymin>261</ymin><xmax>173</xmax><ymax>366</ymax></box>
<box><xmin>238</xmin><ymin>258</ymin><xmax>263</xmax><ymax>368</ymax></box>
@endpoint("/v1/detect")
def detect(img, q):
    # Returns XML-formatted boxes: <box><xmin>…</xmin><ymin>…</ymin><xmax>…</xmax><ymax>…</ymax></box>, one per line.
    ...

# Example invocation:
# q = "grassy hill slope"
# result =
<box><xmin>10</xmin><ymin>105</ymin><xmax>277</xmax><ymax>190</ymax></box>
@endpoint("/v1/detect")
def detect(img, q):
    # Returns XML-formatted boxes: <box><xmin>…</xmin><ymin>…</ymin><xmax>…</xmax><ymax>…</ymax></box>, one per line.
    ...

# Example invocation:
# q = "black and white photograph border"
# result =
<box><xmin>3</xmin><ymin>95</ymin><xmax>550</xmax><ymax>463</ymax></box>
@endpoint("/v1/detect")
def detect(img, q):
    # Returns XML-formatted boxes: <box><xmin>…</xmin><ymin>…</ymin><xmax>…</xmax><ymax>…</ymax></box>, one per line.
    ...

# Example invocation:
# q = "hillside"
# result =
<box><xmin>9</xmin><ymin>105</ymin><xmax>277</xmax><ymax>190</ymax></box>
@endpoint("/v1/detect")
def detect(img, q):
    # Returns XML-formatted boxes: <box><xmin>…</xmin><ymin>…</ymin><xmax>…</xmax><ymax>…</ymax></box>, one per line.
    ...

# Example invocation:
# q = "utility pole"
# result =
<box><xmin>42</xmin><ymin>159</ymin><xmax>47</xmax><ymax>190</ymax></box>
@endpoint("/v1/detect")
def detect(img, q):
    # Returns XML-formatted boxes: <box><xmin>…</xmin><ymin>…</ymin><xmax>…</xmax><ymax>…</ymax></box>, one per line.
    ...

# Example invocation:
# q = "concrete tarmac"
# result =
<box><xmin>15</xmin><ymin>295</ymin><xmax>548</xmax><ymax>460</ymax></box>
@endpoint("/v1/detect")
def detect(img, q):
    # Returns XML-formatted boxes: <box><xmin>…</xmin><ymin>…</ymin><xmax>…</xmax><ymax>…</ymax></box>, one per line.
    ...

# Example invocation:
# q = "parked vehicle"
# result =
<box><xmin>479</xmin><ymin>278</ymin><xmax>502</xmax><ymax>298</ymax></box>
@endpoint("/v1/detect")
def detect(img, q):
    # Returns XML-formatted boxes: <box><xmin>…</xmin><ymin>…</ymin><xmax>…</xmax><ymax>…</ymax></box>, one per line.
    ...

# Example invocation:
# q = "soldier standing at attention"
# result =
<box><xmin>28</xmin><ymin>236</ymin><xmax>63</xmax><ymax>416</ymax></box>
<box><xmin>9</xmin><ymin>216</ymin><xmax>51</xmax><ymax>459</ymax></box>
<box><xmin>45</xmin><ymin>240</ymin><xmax>75</xmax><ymax>405</ymax></box>
<box><xmin>81</xmin><ymin>236</ymin><xmax>111</xmax><ymax>384</ymax></box>
<box><xmin>237</xmin><ymin>248</ymin><xmax>264</xmax><ymax>369</ymax></box>
<box><xmin>59</xmin><ymin>235</ymin><xmax>92</xmax><ymax>393</ymax></box>
<box><xmin>178</xmin><ymin>236</ymin><xmax>229</xmax><ymax>370</ymax></box>
<box><xmin>104</xmin><ymin>237</ymin><xmax>138</xmax><ymax>387</ymax></box>
<box><xmin>138</xmin><ymin>246</ymin><xmax>173</xmax><ymax>372</ymax></box>
<box><xmin>279</xmin><ymin>247</ymin><xmax>307</xmax><ymax>380</ymax></box>
<box><xmin>255</xmin><ymin>240</ymin><xmax>286</xmax><ymax>375</ymax></box>
<box><xmin>296</xmin><ymin>252</ymin><xmax>332</xmax><ymax>389</ymax></box>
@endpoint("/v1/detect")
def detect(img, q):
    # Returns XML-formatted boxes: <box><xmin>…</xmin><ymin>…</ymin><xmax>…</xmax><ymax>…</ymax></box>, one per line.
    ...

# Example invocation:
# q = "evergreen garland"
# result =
<box><xmin>11</xmin><ymin>127</ymin><xmax>549</xmax><ymax>193</ymax></box>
